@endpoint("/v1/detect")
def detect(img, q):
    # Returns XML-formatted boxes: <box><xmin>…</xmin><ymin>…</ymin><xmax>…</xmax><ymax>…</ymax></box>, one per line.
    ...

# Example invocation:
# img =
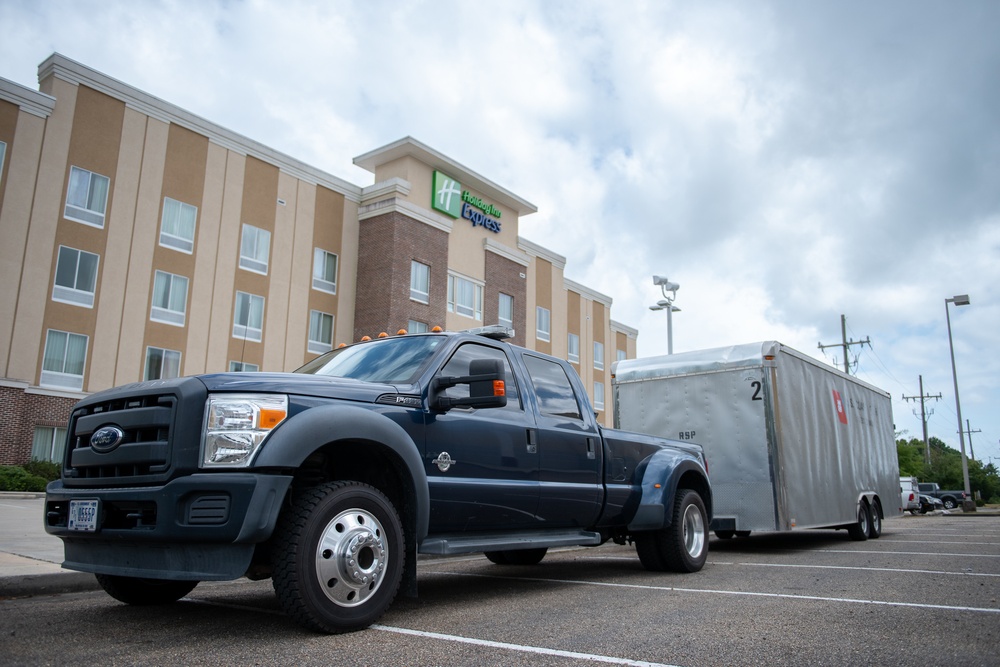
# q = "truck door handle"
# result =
<box><xmin>586</xmin><ymin>437</ymin><xmax>596</xmax><ymax>460</ymax></box>
<box><xmin>526</xmin><ymin>429</ymin><xmax>538</xmax><ymax>454</ymax></box>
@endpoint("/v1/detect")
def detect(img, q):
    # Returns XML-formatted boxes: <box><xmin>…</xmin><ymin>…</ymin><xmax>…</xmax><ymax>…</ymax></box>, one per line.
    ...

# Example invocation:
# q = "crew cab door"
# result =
<box><xmin>521</xmin><ymin>353</ymin><xmax>603</xmax><ymax>528</ymax></box>
<box><xmin>424</xmin><ymin>342</ymin><xmax>540</xmax><ymax>532</ymax></box>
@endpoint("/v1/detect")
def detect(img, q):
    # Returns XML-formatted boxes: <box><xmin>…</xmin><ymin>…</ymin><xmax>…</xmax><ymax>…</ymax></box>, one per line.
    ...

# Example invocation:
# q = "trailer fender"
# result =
<box><xmin>628</xmin><ymin>450</ymin><xmax>711</xmax><ymax>532</ymax></box>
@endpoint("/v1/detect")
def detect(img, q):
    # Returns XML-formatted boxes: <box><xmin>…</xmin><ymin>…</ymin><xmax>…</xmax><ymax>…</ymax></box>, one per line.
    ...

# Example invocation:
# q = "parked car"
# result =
<box><xmin>914</xmin><ymin>494</ymin><xmax>944</xmax><ymax>514</ymax></box>
<box><xmin>901</xmin><ymin>476</ymin><xmax>920</xmax><ymax>513</ymax></box>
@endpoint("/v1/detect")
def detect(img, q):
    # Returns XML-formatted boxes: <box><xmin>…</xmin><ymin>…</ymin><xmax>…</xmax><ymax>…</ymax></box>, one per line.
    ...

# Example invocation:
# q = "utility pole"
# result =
<box><xmin>902</xmin><ymin>375</ymin><xmax>941</xmax><ymax>465</ymax></box>
<box><xmin>818</xmin><ymin>314</ymin><xmax>870</xmax><ymax>375</ymax></box>
<box><xmin>962</xmin><ymin>419</ymin><xmax>981</xmax><ymax>460</ymax></box>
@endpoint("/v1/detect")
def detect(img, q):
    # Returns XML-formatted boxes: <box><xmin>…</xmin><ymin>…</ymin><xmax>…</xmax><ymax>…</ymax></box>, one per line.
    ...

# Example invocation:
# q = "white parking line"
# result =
<box><xmin>816</xmin><ymin>549</ymin><xmax>1000</xmax><ymax>558</ymax></box>
<box><xmin>372</xmin><ymin>625</ymin><xmax>680</xmax><ymax>667</ymax></box>
<box><xmin>425</xmin><ymin>571</ymin><xmax>1000</xmax><ymax>615</ymax></box>
<box><xmin>720</xmin><ymin>562</ymin><xmax>1000</xmax><ymax>577</ymax></box>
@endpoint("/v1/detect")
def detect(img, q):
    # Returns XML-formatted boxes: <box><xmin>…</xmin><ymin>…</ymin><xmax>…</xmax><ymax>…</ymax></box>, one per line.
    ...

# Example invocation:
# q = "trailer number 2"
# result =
<box><xmin>750</xmin><ymin>380</ymin><xmax>763</xmax><ymax>401</ymax></box>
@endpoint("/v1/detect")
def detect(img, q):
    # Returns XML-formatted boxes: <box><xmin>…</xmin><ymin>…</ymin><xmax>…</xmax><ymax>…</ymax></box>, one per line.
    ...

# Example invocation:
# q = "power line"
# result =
<box><xmin>818</xmin><ymin>314</ymin><xmax>870</xmax><ymax>375</ymax></box>
<box><xmin>902</xmin><ymin>375</ymin><xmax>942</xmax><ymax>464</ymax></box>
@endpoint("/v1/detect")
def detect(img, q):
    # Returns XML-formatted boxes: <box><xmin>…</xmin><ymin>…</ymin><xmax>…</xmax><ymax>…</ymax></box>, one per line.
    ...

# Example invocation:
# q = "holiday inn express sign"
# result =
<box><xmin>432</xmin><ymin>170</ymin><xmax>502</xmax><ymax>233</ymax></box>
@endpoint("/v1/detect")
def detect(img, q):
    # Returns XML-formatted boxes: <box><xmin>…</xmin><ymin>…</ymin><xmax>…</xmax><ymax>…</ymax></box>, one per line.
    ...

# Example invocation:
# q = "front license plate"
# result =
<box><xmin>68</xmin><ymin>499</ymin><xmax>99</xmax><ymax>532</ymax></box>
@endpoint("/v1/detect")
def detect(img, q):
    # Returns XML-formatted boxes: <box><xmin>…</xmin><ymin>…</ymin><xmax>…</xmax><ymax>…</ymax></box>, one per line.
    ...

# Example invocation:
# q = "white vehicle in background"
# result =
<box><xmin>901</xmin><ymin>476</ymin><xmax>921</xmax><ymax>514</ymax></box>
<box><xmin>612</xmin><ymin>341</ymin><xmax>902</xmax><ymax>541</ymax></box>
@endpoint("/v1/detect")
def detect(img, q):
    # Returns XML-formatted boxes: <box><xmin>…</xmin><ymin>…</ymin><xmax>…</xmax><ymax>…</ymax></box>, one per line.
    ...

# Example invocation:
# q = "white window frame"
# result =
<box><xmin>229</xmin><ymin>361</ymin><xmax>260</xmax><ymax>372</ymax></box>
<box><xmin>144</xmin><ymin>346</ymin><xmax>182</xmax><ymax>381</ymax></box>
<box><xmin>233</xmin><ymin>291</ymin><xmax>265</xmax><ymax>342</ymax></box>
<box><xmin>32</xmin><ymin>426</ymin><xmax>67</xmax><ymax>464</ymax></box>
<box><xmin>498</xmin><ymin>293</ymin><xmax>514</xmax><ymax>329</ymax></box>
<box><xmin>594</xmin><ymin>382</ymin><xmax>605</xmax><ymax>411</ymax></box>
<box><xmin>159</xmin><ymin>197</ymin><xmax>198</xmax><ymax>253</ymax></box>
<box><xmin>617</xmin><ymin>349</ymin><xmax>627</xmax><ymax>362</ymax></box>
<box><xmin>150</xmin><ymin>270</ymin><xmax>189</xmax><ymax>327</ymax></box>
<box><xmin>447</xmin><ymin>272</ymin><xmax>483</xmax><ymax>321</ymax></box>
<box><xmin>41</xmin><ymin>329</ymin><xmax>88</xmax><ymax>390</ymax></box>
<box><xmin>52</xmin><ymin>245</ymin><xmax>99</xmax><ymax>308</ymax></box>
<box><xmin>568</xmin><ymin>333</ymin><xmax>580</xmax><ymax>364</ymax></box>
<box><xmin>408</xmin><ymin>320</ymin><xmax>429</xmax><ymax>334</ymax></box>
<box><xmin>312</xmin><ymin>248</ymin><xmax>338</xmax><ymax>294</ymax></box>
<box><xmin>410</xmin><ymin>261</ymin><xmax>430</xmax><ymax>303</ymax></box>
<box><xmin>594</xmin><ymin>341</ymin><xmax>605</xmax><ymax>371</ymax></box>
<box><xmin>308</xmin><ymin>310</ymin><xmax>335</xmax><ymax>355</ymax></box>
<box><xmin>64</xmin><ymin>166</ymin><xmax>110</xmax><ymax>228</ymax></box>
<box><xmin>536</xmin><ymin>306</ymin><xmax>551</xmax><ymax>342</ymax></box>
<box><xmin>239</xmin><ymin>224</ymin><xmax>271</xmax><ymax>274</ymax></box>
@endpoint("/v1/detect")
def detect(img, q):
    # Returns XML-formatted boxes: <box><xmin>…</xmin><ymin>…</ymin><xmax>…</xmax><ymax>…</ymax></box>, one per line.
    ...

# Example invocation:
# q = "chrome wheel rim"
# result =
<box><xmin>315</xmin><ymin>508</ymin><xmax>387</xmax><ymax>607</ymax></box>
<box><xmin>682</xmin><ymin>503</ymin><xmax>706</xmax><ymax>558</ymax></box>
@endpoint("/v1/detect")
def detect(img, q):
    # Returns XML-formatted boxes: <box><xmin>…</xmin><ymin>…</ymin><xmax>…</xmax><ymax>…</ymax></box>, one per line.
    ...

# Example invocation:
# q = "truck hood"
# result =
<box><xmin>197</xmin><ymin>372</ymin><xmax>409</xmax><ymax>404</ymax></box>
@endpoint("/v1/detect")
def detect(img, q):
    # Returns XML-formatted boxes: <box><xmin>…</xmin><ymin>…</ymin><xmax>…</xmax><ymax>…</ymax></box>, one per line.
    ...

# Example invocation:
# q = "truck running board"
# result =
<box><xmin>419</xmin><ymin>529</ymin><xmax>603</xmax><ymax>555</ymax></box>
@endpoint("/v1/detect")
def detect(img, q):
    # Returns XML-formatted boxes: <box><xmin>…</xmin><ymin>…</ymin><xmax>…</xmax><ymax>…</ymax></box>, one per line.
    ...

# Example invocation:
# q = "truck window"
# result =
<box><xmin>296</xmin><ymin>335</ymin><xmax>443</xmax><ymax>384</ymax></box>
<box><xmin>439</xmin><ymin>344</ymin><xmax>522</xmax><ymax>411</ymax></box>
<box><xmin>523</xmin><ymin>355</ymin><xmax>583</xmax><ymax>421</ymax></box>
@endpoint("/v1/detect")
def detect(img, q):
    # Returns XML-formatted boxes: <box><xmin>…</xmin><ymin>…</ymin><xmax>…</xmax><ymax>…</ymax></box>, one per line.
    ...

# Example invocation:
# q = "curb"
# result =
<box><xmin>0</xmin><ymin>571</ymin><xmax>100</xmax><ymax>599</ymax></box>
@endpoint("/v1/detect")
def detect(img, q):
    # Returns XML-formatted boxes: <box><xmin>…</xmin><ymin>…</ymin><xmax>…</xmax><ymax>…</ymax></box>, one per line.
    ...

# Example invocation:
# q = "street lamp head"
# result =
<box><xmin>652</xmin><ymin>275</ymin><xmax>680</xmax><ymax>292</ymax></box>
<box><xmin>947</xmin><ymin>294</ymin><xmax>971</xmax><ymax>306</ymax></box>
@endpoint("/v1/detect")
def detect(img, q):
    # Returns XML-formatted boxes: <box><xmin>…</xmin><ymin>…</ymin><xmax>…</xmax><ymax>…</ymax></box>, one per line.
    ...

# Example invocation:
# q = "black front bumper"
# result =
<box><xmin>44</xmin><ymin>473</ymin><xmax>292</xmax><ymax>581</ymax></box>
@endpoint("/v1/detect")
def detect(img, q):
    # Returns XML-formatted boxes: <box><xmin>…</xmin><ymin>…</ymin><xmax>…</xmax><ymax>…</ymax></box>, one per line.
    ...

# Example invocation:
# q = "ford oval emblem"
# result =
<box><xmin>91</xmin><ymin>426</ymin><xmax>125</xmax><ymax>453</ymax></box>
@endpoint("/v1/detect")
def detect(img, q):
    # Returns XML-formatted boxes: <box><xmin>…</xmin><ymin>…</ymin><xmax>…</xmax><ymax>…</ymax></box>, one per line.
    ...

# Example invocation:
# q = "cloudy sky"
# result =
<box><xmin>3</xmin><ymin>1</ymin><xmax>998</xmax><ymax>465</ymax></box>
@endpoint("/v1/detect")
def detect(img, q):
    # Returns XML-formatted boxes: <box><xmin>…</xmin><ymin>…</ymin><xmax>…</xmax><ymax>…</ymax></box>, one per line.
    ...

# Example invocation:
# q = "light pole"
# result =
<box><xmin>650</xmin><ymin>276</ymin><xmax>680</xmax><ymax>354</ymax></box>
<box><xmin>945</xmin><ymin>293</ymin><xmax>974</xmax><ymax>511</ymax></box>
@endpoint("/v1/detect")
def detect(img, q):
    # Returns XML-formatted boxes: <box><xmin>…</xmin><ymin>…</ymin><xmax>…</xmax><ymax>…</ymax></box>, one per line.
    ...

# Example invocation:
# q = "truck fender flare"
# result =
<box><xmin>253</xmin><ymin>404</ymin><xmax>429</xmax><ymax>542</ymax></box>
<box><xmin>628</xmin><ymin>449</ymin><xmax>711</xmax><ymax>532</ymax></box>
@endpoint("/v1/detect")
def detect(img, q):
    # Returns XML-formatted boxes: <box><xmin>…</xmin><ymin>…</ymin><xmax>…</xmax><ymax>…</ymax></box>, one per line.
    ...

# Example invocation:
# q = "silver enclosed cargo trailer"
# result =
<box><xmin>612</xmin><ymin>341</ymin><xmax>901</xmax><ymax>540</ymax></box>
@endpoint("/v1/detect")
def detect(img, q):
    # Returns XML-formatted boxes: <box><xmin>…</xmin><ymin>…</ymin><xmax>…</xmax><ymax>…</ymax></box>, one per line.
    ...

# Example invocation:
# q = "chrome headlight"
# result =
<box><xmin>201</xmin><ymin>394</ymin><xmax>287</xmax><ymax>467</ymax></box>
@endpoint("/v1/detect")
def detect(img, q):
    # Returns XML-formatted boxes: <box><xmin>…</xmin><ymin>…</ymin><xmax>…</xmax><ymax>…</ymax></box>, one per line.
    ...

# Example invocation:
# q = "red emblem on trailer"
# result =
<box><xmin>832</xmin><ymin>389</ymin><xmax>848</xmax><ymax>425</ymax></box>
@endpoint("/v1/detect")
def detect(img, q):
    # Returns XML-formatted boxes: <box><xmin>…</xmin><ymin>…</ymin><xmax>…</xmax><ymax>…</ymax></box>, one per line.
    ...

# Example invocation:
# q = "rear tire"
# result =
<box><xmin>271</xmin><ymin>481</ymin><xmax>404</xmax><ymax>634</ymax></box>
<box><xmin>484</xmin><ymin>548</ymin><xmax>547</xmax><ymax>566</ymax></box>
<box><xmin>847</xmin><ymin>501</ymin><xmax>870</xmax><ymax>541</ymax></box>
<box><xmin>636</xmin><ymin>488</ymin><xmax>709</xmax><ymax>573</ymax></box>
<box><xmin>867</xmin><ymin>500</ymin><xmax>883</xmax><ymax>539</ymax></box>
<box><xmin>942</xmin><ymin>497</ymin><xmax>957</xmax><ymax>510</ymax></box>
<box><xmin>95</xmin><ymin>574</ymin><xmax>198</xmax><ymax>605</ymax></box>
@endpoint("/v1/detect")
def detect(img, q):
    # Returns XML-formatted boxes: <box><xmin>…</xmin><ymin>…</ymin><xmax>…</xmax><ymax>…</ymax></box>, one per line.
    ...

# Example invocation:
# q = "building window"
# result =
<box><xmin>239</xmin><ymin>224</ymin><xmax>271</xmax><ymax>274</ymax></box>
<box><xmin>410</xmin><ymin>261</ymin><xmax>430</xmax><ymax>303</ymax></box>
<box><xmin>312</xmin><ymin>249</ymin><xmax>338</xmax><ymax>294</ymax></box>
<box><xmin>31</xmin><ymin>426</ymin><xmax>67</xmax><ymax>464</ymax></box>
<box><xmin>536</xmin><ymin>306</ymin><xmax>551</xmax><ymax>342</ymax></box>
<box><xmin>448</xmin><ymin>273</ymin><xmax>483</xmax><ymax>320</ymax></box>
<box><xmin>41</xmin><ymin>329</ymin><xmax>88</xmax><ymax>390</ymax></box>
<box><xmin>408</xmin><ymin>320</ymin><xmax>429</xmax><ymax>334</ymax></box>
<box><xmin>144</xmin><ymin>346</ymin><xmax>181</xmax><ymax>380</ymax></box>
<box><xmin>617</xmin><ymin>349</ymin><xmax>627</xmax><ymax>362</ymax></box>
<box><xmin>159</xmin><ymin>197</ymin><xmax>197</xmax><ymax>253</ymax></box>
<box><xmin>594</xmin><ymin>341</ymin><xmax>605</xmax><ymax>371</ymax></box>
<box><xmin>64</xmin><ymin>166</ymin><xmax>110</xmax><ymax>228</ymax></box>
<box><xmin>229</xmin><ymin>361</ymin><xmax>259</xmax><ymax>372</ymax></box>
<box><xmin>233</xmin><ymin>291</ymin><xmax>264</xmax><ymax>341</ymax></box>
<box><xmin>150</xmin><ymin>270</ymin><xmax>189</xmax><ymax>326</ymax></box>
<box><xmin>498</xmin><ymin>293</ymin><xmax>514</xmax><ymax>329</ymax></box>
<box><xmin>308</xmin><ymin>310</ymin><xmax>334</xmax><ymax>354</ymax></box>
<box><xmin>568</xmin><ymin>333</ymin><xmax>580</xmax><ymax>364</ymax></box>
<box><xmin>52</xmin><ymin>246</ymin><xmax>99</xmax><ymax>308</ymax></box>
<box><xmin>594</xmin><ymin>382</ymin><xmax>605</xmax><ymax>411</ymax></box>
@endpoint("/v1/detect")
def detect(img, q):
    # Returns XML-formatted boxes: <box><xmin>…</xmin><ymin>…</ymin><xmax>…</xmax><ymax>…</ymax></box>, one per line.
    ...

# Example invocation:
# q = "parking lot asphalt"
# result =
<box><xmin>1</xmin><ymin>491</ymin><xmax>997</xmax><ymax>599</ymax></box>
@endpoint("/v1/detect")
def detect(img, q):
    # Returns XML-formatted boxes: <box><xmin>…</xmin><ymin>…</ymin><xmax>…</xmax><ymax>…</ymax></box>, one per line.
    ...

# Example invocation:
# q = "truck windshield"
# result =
<box><xmin>295</xmin><ymin>335</ymin><xmax>444</xmax><ymax>384</ymax></box>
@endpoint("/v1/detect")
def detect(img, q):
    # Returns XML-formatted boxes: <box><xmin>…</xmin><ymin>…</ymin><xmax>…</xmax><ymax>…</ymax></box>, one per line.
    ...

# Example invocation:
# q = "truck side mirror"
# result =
<box><xmin>431</xmin><ymin>358</ymin><xmax>508</xmax><ymax>411</ymax></box>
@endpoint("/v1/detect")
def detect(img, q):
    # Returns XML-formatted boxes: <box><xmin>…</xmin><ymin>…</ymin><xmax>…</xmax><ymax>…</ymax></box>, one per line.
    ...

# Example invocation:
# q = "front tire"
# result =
<box><xmin>636</xmin><ymin>488</ymin><xmax>709</xmax><ymax>573</ymax></box>
<box><xmin>95</xmin><ymin>574</ymin><xmax>198</xmax><ymax>605</ymax></box>
<box><xmin>271</xmin><ymin>481</ymin><xmax>404</xmax><ymax>633</ymax></box>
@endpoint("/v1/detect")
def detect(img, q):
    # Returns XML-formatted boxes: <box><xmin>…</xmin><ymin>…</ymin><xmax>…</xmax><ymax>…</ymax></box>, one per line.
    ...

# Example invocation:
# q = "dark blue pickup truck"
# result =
<box><xmin>44</xmin><ymin>326</ymin><xmax>711</xmax><ymax>633</ymax></box>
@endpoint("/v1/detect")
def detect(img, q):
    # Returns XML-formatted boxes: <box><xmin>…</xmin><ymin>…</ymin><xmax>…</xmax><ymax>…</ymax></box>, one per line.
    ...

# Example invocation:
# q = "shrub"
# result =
<box><xmin>0</xmin><ymin>466</ymin><xmax>49</xmax><ymax>492</ymax></box>
<box><xmin>23</xmin><ymin>460</ymin><xmax>61</xmax><ymax>481</ymax></box>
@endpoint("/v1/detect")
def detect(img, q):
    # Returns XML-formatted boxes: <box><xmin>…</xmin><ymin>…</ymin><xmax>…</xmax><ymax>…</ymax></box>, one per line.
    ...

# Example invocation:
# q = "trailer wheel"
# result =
<box><xmin>847</xmin><ymin>501</ymin><xmax>870</xmax><ymax>541</ymax></box>
<box><xmin>484</xmin><ymin>548</ymin><xmax>547</xmax><ymax>566</ymax></box>
<box><xmin>735</xmin><ymin>531</ymin><xmax>752</xmax><ymax>538</ymax></box>
<box><xmin>271</xmin><ymin>481</ymin><xmax>404</xmax><ymax>633</ymax></box>
<box><xmin>95</xmin><ymin>574</ymin><xmax>198</xmax><ymax>605</ymax></box>
<box><xmin>867</xmin><ymin>500</ymin><xmax>883</xmax><ymax>539</ymax></box>
<box><xmin>636</xmin><ymin>488</ymin><xmax>708</xmax><ymax>573</ymax></box>
<box><xmin>714</xmin><ymin>530</ymin><xmax>735</xmax><ymax>540</ymax></box>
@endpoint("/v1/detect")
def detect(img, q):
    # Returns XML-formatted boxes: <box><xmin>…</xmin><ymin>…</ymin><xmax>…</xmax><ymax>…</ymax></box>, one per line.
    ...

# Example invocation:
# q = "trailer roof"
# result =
<box><xmin>613</xmin><ymin>341</ymin><xmax>778</xmax><ymax>383</ymax></box>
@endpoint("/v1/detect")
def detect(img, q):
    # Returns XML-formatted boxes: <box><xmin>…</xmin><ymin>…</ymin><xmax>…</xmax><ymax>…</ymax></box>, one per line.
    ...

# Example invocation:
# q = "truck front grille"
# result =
<box><xmin>66</xmin><ymin>393</ymin><xmax>178</xmax><ymax>484</ymax></box>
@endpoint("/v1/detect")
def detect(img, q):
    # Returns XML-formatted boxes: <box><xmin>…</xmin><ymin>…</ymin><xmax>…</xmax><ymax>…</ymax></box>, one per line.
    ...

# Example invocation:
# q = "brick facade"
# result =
<box><xmin>0</xmin><ymin>386</ymin><xmax>76</xmax><ymax>464</ymax></box>
<box><xmin>354</xmin><ymin>211</ymin><xmax>449</xmax><ymax>339</ymax></box>
<box><xmin>484</xmin><ymin>251</ymin><xmax>527</xmax><ymax>347</ymax></box>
